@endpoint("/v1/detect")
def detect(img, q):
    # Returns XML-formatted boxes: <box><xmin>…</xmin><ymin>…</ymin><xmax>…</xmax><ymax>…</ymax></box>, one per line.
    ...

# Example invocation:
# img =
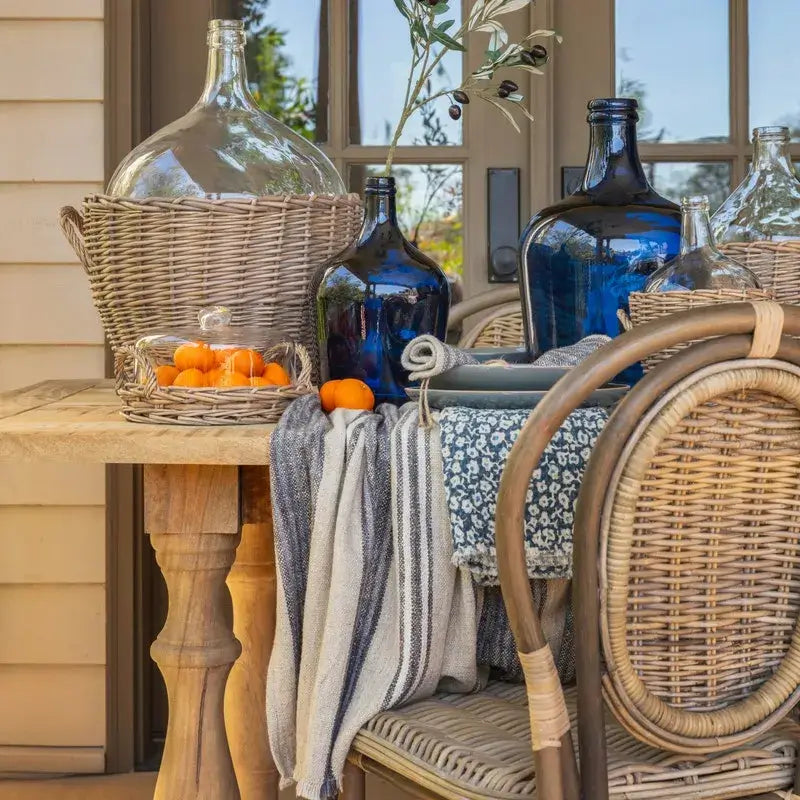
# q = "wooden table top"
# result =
<box><xmin>0</xmin><ymin>380</ymin><xmax>274</xmax><ymax>465</ymax></box>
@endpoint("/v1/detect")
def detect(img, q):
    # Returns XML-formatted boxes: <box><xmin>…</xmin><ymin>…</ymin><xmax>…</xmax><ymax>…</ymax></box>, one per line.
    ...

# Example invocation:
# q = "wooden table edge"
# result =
<box><xmin>0</xmin><ymin>379</ymin><xmax>274</xmax><ymax>466</ymax></box>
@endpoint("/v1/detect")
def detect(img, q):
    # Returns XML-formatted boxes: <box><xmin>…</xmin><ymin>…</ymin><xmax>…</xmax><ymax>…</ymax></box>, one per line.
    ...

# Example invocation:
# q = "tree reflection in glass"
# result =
<box><xmin>350</xmin><ymin>165</ymin><xmax>464</xmax><ymax>278</ymax></box>
<box><xmin>233</xmin><ymin>0</ymin><xmax>327</xmax><ymax>142</ymax></box>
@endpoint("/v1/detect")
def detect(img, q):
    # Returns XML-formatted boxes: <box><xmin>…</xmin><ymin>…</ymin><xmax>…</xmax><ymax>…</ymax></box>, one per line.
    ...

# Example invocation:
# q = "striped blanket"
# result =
<box><xmin>267</xmin><ymin>396</ymin><xmax>480</xmax><ymax>800</ymax></box>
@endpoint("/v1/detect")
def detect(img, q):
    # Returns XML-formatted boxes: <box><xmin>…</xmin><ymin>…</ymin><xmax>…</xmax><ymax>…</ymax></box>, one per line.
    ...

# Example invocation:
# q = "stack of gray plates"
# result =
<box><xmin>405</xmin><ymin>347</ymin><xmax>628</xmax><ymax>410</ymax></box>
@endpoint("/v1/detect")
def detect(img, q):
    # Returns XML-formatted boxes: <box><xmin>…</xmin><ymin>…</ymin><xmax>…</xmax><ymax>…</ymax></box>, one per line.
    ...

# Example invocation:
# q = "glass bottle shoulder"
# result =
<box><xmin>522</xmin><ymin>191</ymin><xmax>681</xmax><ymax>249</ymax></box>
<box><xmin>712</xmin><ymin>168</ymin><xmax>800</xmax><ymax>243</ymax></box>
<box><xmin>108</xmin><ymin>104</ymin><xmax>345</xmax><ymax>198</ymax></box>
<box><xmin>321</xmin><ymin>226</ymin><xmax>449</xmax><ymax>293</ymax></box>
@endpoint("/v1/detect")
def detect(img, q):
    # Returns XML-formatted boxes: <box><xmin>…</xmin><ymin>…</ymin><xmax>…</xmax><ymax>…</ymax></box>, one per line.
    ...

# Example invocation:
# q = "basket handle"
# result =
<box><xmin>115</xmin><ymin>345</ymin><xmax>159</xmax><ymax>399</ymax></box>
<box><xmin>266</xmin><ymin>342</ymin><xmax>314</xmax><ymax>389</ymax></box>
<box><xmin>617</xmin><ymin>308</ymin><xmax>633</xmax><ymax>333</ymax></box>
<box><xmin>59</xmin><ymin>206</ymin><xmax>92</xmax><ymax>274</ymax></box>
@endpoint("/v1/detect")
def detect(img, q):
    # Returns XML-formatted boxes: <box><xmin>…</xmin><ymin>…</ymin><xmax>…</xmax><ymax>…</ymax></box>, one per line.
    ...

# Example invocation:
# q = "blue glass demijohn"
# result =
<box><xmin>519</xmin><ymin>98</ymin><xmax>681</xmax><ymax>382</ymax></box>
<box><xmin>316</xmin><ymin>176</ymin><xmax>450</xmax><ymax>404</ymax></box>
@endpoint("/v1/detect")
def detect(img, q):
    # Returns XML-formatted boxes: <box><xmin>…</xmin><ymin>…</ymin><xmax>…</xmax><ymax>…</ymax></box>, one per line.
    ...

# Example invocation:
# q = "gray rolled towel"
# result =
<box><xmin>401</xmin><ymin>334</ymin><xmax>479</xmax><ymax>381</ymax></box>
<box><xmin>401</xmin><ymin>333</ymin><xmax>612</xmax><ymax>382</ymax></box>
<box><xmin>532</xmin><ymin>334</ymin><xmax>611</xmax><ymax>367</ymax></box>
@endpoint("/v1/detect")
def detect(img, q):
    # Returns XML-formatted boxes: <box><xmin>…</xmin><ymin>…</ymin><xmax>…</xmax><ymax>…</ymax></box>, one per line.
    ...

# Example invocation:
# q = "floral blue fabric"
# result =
<box><xmin>439</xmin><ymin>406</ymin><xmax>608</xmax><ymax>585</ymax></box>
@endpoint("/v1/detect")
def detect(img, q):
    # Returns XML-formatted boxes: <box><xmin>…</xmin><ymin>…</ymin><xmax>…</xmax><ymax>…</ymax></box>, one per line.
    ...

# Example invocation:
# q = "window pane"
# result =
<box><xmin>349</xmin><ymin>164</ymin><xmax>464</xmax><ymax>275</ymax></box>
<box><xmin>615</xmin><ymin>0</ymin><xmax>729</xmax><ymax>143</ymax></box>
<box><xmin>350</xmin><ymin>1</ymin><xmax>463</xmax><ymax>146</ymax></box>
<box><xmin>645</xmin><ymin>162</ymin><xmax>732</xmax><ymax>212</ymax></box>
<box><xmin>749</xmin><ymin>0</ymin><xmax>800</xmax><ymax>139</ymax></box>
<box><xmin>240</xmin><ymin>0</ymin><xmax>327</xmax><ymax>143</ymax></box>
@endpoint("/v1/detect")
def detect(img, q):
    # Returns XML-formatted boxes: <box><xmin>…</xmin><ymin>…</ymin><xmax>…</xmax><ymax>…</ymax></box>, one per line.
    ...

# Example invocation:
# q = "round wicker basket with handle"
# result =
<box><xmin>115</xmin><ymin>340</ymin><xmax>314</xmax><ymax>425</ymax></box>
<box><xmin>719</xmin><ymin>241</ymin><xmax>800</xmax><ymax>304</ymax></box>
<box><xmin>622</xmin><ymin>288</ymin><xmax>773</xmax><ymax>370</ymax></box>
<box><xmin>58</xmin><ymin>193</ymin><xmax>364</xmax><ymax>355</ymax></box>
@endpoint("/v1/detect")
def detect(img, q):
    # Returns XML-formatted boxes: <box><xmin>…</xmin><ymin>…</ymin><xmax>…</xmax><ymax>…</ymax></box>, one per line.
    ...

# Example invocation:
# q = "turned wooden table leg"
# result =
<box><xmin>225</xmin><ymin>466</ymin><xmax>280</xmax><ymax>800</ymax></box>
<box><xmin>145</xmin><ymin>464</ymin><xmax>242</xmax><ymax>800</ymax></box>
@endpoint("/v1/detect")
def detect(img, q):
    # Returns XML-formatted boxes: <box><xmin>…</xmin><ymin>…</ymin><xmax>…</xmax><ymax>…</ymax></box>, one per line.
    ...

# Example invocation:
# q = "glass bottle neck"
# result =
<box><xmin>198</xmin><ymin>35</ymin><xmax>255</xmax><ymax>110</ymax></box>
<box><xmin>360</xmin><ymin>190</ymin><xmax>399</xmax><ymax>238</ymax></box>
<box><xmin>752</xmin><ymin>136</ymin><xmax>795</xmax><ymax>175</ymax></box>
<box><xmin>680</xmin><ymin>205</ymin><xmax>716</xmax><ymax>256</ymax></box>
<box><xmin>582</xmin><ymin>120</ymin><xmax>649</xmax><ymax>193</ymax></box>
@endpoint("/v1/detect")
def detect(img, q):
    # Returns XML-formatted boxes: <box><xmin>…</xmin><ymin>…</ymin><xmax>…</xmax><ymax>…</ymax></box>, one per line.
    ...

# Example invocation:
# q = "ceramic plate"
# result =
<box><xmin>406</xmin><ymin>384</ymin><xmax>629</xmax><ymax>411</ymax></box>
<box><xmin>430</xmin><ymin>347</ymin><xmax>570</xmax><ymax>392</ymax></box>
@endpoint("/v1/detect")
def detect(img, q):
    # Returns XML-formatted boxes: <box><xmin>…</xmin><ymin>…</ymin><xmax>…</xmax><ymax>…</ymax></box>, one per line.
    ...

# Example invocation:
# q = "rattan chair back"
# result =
<box><xmin>599</xmin><ymin>358</ymin><xmax>800</xmax><ymax>753</ymax></box>
<box><xmin>458</xmin><ymin>302</ymin><xmax>524</xmax><ymax>349</ymax></box>
<box><xmin>494</xmin><ymin>301</ymin><xmax>800</xmax><ymax>800</ymax></box>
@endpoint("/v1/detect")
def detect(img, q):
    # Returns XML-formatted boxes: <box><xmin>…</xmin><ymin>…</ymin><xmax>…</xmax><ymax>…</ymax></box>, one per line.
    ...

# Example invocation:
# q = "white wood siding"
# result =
<box><xmin>0</xmin><ymin>2</ymin><xmax>106</xmax><ymax>771</ymax></box>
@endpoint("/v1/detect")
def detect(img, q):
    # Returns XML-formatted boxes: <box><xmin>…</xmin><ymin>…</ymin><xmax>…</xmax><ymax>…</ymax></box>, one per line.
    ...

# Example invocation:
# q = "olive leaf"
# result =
<box><xmin>482</xmin><ymin>94</ymin><xmax>521</xmax><ymax>133</ymax></box>
<box><xmin>392</xmin><ymin>0</ymin><xmax>410</xmax><ymax>20</ymax></box>
<box><xmin>429</xmin><ymin>27</ymin><xmax>467</xmax><ymax>51</ymax></box>
<box><xmin>383</xmin><ymin>0</ymin><xmax>559</xmax><ymax>174</ymax></box>
<box><xmin>491</xmin><ymin>0</ymin><xmax>532</xmax><ymax>15</ymax></box>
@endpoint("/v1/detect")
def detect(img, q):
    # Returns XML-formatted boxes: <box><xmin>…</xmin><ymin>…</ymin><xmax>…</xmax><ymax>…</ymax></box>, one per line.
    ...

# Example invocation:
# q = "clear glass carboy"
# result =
<box><xmin>107</xmin><ymin>19</ymin><xmax>345</xmax><ymax>198</ymax></box>
<box><xmin>646</xmin><ymin>196</ymin><xmax>761</xmax><ymax>292</ymax></box>
<box><xmin>711</xmin><ymin>126</ymin><xmax>800</xmax><ymax>243</ymax></box>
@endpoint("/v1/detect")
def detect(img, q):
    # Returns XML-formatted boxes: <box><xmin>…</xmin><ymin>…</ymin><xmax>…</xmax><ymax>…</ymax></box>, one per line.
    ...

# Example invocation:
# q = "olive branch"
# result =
<box><xmin>384</xmin><ymin>0</ymin><xmax>561</xmax><ymax>175</ymax></box>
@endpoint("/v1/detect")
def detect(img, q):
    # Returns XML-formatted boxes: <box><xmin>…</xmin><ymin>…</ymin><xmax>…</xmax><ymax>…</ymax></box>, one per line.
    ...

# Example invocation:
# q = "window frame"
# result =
<box><xmin>614</xmin><ymin>0</ymin><xmax>800</xmax><ymax>198</ymax></box>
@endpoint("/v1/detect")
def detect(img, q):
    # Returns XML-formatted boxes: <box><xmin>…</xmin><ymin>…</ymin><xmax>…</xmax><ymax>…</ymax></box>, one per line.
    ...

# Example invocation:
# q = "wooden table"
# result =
<box><xmin>0</xmin><ymin>379</ymin><xmax>279</xmax><ymax>800</ymax></box>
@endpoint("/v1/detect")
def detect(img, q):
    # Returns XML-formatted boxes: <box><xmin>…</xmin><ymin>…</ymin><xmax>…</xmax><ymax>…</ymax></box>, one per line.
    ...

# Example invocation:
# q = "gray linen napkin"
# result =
<box><xmin>402</xmin><ymin>333</ymin><xmax>611</xmax><ymax>381</ymax></box>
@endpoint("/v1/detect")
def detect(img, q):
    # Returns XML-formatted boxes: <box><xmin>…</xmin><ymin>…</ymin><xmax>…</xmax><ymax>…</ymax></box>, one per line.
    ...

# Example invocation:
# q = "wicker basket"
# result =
<box><xmin>719</xmin><ymin>241</ymin><xmax>800</xmax><ymax>304</ymax></box>
<box><xmin>623</xmin><ymin>288</ymin><xmax>773</xmax><ymax>370</ymax></box>
<box><xmin>58</xmin><ymin>194</ymin><xmax>364</xmax><ymax>354</ymax></box>
<box><xmin>115</xmin><ymin>341</ymin><xmax>313</xmax><ymax>425</ymax></box>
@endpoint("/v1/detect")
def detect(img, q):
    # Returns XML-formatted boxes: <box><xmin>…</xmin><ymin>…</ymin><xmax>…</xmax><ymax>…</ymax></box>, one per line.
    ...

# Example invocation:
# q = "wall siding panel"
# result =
<box><xmin>0</xmin><ymin>103</ymin><xmax>103</xmax><ymax>182</ymax></box>
<box><xmin>0</xmin><ymin>183</ymin><xmax>103</xmax><ymax>264</ymax></box>
<box><xmin>0</xmin><ymin>506</ymin><xmax>105</xmax><ymax>583</ymax></box>
<box><xmin>0</xmin><ymin>345</ymin><xmax>104</xmax><ymax>391</ymax></box>
<box><xmin>0</xmin><ymin>584</ymin><xmax>104</xmax><ymax>665</ymax></box>
<box><xmin>0</xmin><ymin>21</ymin><xmax>103</xmax><ymax>100</ymax></box>
<box><xmin>0</xmin><ymin>3</ymin><xmax>107</xmax><ymax>771</ymax></box>
<box><xmin>0</xmin><ymin>665</ymin><xmax>105</xmax><ymax>746</ymax></box>
<box><xmin>0</xmin><ymin>463</ymin><xmax>104</xmax><ymax>505</ymax></box>
<box><xmin>0</xmin><ymin>0</ymin><xmax>103</xmax><ymax>18</ymax></box>
<box><xmin>0</xmin><ymin>265</ymin><xmax>103</xmax><ymax>344</ymax></box>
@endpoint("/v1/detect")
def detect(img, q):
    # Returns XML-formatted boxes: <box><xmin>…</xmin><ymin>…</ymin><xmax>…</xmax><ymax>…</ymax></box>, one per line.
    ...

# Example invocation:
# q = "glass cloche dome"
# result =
<box><xmin>107</xmin><ymin>19</ymin><xmax>345</xmax><ymax>198</ymax></box>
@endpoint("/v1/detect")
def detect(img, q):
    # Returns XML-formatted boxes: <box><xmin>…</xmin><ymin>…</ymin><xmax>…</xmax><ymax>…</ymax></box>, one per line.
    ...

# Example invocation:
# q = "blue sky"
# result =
<box><xmin>616</xmin><ymin>0</ymin><xmax>800</xmax><ymax>141</ymax></box>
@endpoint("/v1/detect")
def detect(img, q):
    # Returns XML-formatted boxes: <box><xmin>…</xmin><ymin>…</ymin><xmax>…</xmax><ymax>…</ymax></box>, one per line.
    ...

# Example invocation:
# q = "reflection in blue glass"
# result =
<box><xmin>318</xmin><ymin>177</ymin><xmax>450</xmax><ymax>403</ymax></box>
<box><xmin>520</xmin><ymin>99</ymin><xmax>681</xmax><ymax>384</ymax></box>
<box><xmin>524</xmin><ymin>206</ymin><xmax>680</xmax><ymax>346</ymax></box>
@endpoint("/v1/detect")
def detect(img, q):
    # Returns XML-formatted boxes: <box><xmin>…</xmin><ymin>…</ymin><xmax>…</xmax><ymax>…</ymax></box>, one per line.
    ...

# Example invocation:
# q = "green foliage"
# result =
<box><xmin>235</xmin><ymin>0</ymin><xmax>318</xmax><ymax>141</ymax></box>
<box><xmin>249</xmin><ymin>27</ymin><xmax>317</xmax><ymax>140</ymax></box>
<box><xmin>384</xmin><ymin>0</ymin><xmax>559</xmax><ymax>172</ymax></box>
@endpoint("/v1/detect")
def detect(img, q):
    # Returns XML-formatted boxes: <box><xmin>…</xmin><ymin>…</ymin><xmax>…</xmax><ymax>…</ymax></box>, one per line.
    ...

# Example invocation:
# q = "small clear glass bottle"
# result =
<box><xmin>107</xmin><ymin>19</ymin><xmax>345</xmax><ymax>198</ymax></box>
<box><xmin>711</xmin><ymin>126</ymin><xmax>800</xmax><ymax>243</ymax></box>
<box><xmin>646</xmin><ymin>196</ymin><xmax>761</xmax><ymax>292</ymax></box>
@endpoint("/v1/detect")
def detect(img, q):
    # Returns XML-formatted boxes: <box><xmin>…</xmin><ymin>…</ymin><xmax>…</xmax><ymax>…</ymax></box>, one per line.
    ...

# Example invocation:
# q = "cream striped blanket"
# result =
<box><xmin>267</xmin><ymin>396</ymin><xmax>480</xmax><ymax>800</ymax></box>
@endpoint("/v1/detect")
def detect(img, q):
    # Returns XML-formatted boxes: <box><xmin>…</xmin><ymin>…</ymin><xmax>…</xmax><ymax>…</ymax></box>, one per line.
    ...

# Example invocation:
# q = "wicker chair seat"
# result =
<box><xmin>353</xmin><ymin>681</ymin><xmax>798</xmax><ymax>800</ymax></box>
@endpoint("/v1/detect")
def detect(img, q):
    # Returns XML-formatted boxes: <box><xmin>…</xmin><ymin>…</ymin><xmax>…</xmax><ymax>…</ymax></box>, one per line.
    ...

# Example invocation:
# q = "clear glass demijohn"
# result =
<box><xmin>107</xmin><ymin>19</ymin><xmax>345</xmax><ymax>198</ymax></box>
<box><xmin>711</xmin><ymin>126</ymin><xmax>800</xmax><ymax>243</ymax></box>
<box><xmin>646</xmin><ymin>196</ymin><xmax>762</xmax><ymax>292</ymax></box>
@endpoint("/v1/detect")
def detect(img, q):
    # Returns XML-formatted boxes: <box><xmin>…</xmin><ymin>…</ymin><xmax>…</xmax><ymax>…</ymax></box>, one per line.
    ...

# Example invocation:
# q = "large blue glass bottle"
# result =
<box><xmin>520</xmin><ymin>98</ymin><xmax>681</xmax><ymax>382</ymax></box>
<box><xmin>316</xmin><ymin>176</ymin><xmax>450</xmax><ymax>404</ymax></box>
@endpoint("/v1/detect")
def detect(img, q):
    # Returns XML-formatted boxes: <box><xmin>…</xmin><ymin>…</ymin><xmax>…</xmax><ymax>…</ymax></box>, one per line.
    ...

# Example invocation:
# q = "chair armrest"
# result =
<box><xmin>447</xmin><ymin>285</ymin><xmax>521</xmax><ymax>329</ymax></box>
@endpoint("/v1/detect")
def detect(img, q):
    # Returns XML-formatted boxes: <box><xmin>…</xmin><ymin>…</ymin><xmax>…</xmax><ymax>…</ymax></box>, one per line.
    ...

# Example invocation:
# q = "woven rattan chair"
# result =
<box><xmin>342</xmin><ymin>301</ymin><xmax>800</xmax><ymax>800</ymax></box>
<box><xmin>447</xmin><ymin>285</ymin><xmax>525</xmax><ymax>348</ymax></box>
<box><xmin>494</xmin><ymin>300</ymin><xmax>800</xmax><ymax>800</ymax></box>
